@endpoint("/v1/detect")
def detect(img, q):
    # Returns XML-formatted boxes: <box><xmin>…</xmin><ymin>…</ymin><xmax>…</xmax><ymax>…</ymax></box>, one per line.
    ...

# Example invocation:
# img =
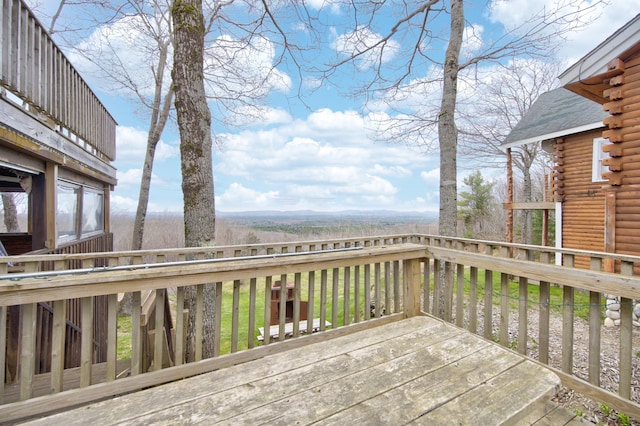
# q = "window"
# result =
<box><xmin>56</xmin><ymin>181</ymin><xmax>104</xmax><ymax>242</ymax></box>
<box><xmin>592</xmin><ymin>137</ymin><xmax>611</xmax><ymax>182</ymax></box>
<box><xmin>57</xmin><ymin>183</ymin><xmax>80</xmax><ymax>240</ymax></box>
<box><xmin>81</xmin><ymin>189</ymin><xmax>104</xmax><ymax>235</ymax></box>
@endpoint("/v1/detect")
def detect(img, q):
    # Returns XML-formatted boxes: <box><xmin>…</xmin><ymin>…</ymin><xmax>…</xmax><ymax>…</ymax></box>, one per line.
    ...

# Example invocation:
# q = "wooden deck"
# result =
<box><xmin>22</xmin><ymin>315</ymin><xmax>561</xmax><ymax>425</ymax></box>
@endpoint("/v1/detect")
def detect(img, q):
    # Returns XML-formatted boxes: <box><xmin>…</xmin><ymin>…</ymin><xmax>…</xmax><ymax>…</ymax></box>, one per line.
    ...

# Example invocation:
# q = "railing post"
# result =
<box><xmin>403</xmin><ymin>258</ymin><xmax>421</xmax><ymax>318</ymax></box>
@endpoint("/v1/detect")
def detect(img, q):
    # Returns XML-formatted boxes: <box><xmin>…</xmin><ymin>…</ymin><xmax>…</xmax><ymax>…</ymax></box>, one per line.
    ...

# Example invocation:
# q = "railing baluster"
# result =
<box><xmin>175</xmin><ymin>287</ymin><xmax>185</xmax><ymax>364</ymax></box>
<box><xmin>343</xmin><ymin>265</ymin><xmax>350</xmax><ymax>326</ymax></box>
<box><xmin>320</xmin><ymin>269</ymin><xmax>328</xmax><ymax>330</ymax></box>
<box><xmin>20</xmin><ymin>303</ymin><xmax>37</xmax><ymax>400</ymax></box>
<box><xmin>562</xmin><ymin>254</ymin><xmax>575</xmax><ymax>374</ymax></box>
<box><xmin>131</xmin><ymin>291</ymin><xmax>141</xmax><ymax>375</ymax></box>
<box><xmin>195</xmin><ymin>284</ymin><xmax>204</xmax><ymax>360</ymax></box>
<box><xmin>80</xmin><ymin>296</ymin><xmax>93</xmax><ymax>387</ymax></box>
<box><xmin>500</xmin><ymin>272</ymin><xmax>509</xmax><ymax>347</ymax></box>
<box><xmin>353</xmin><ymin>266</ymin><xmax>360</xmax><ymax>323</ymax></box>
<box><xmin>374</xmin><ymin>263</ymin><xmax>382</xmax><ymax>318</ymax></box>
<box><xmin>106</xmin><ymin>294</ymin><xmax>117</xmax><ymax>381</ymax></box>
<box><xmin>364</xmin><ymin>264</ymin><xmax>371</xmax><ymax>320</ymax></box>
<box><xmin>432</xmin><ymin>260</ymin><xmax>441</xmax><ymax>317</ymax></box>
<box><xmin>293</xmin><ymin>271</ymin><xmax>301</xmax><ymax>337</ymax></box>
<box><xmin>619</xmin><ymin>261</ymin><xmax>633</xmax><ymax>399</ymax></box>
<box><xmin>213</xmin><ymin>282</ymin><xmax>222</xmax><ymax>357</ymax></box>
<box><xmin>263</xmin><ymin>276</ymin><xmax>272</xmax><ymax>345</ymax></box>
<box><xmin>0</xmin><ymin>305</ymin><xmax>5</xmax><ymax>403</ymax></box>
<box><xmin>153</xmin><ymin>289</ymin><xmax>165</xmax><ymax>369</ymax></box>
<box><xmin>384</xmin><ymin>261</ymin><xmax>391</xmax><ymax>316</ymax></box>
<box><xmin>51</xmin><ymin>299</ymin><xmax>66</xmax><ymax>392</ymax></box>
<box><xmin>483</xmin><ymin>267</ymin><xmax>493</xmax><ymax>341</ymax></box>
<box><xmin>278</xmin><ymin>273</ymin><xmax>287</xmax><ymax>341</ymax></box>
<box><xmin>231</xmin><ymin>281</ymin><xmax>240</xmax><ymax>353</ymax></box>
<box><xmin>538</xmin><ymin>252</ymin><xmax>551</xmax><ymax>364</ymax></box>
<box><xmin>456</xmin><ymin>263</ymin><xmax>464</xmax><ymax>328</ymax></box>
<box><xmin>588</xmin><ymin>257</ymin><xmax>602</xmax><ymax>386</ymax></box>
<box><xmin>307</xmin><ymin>271</ymin><xmax>315</xmax><ymax>333</ymax></box>
<box><xmin>332</xmin><ymin>268</ymin><xmax>340</xmax><ymax>325</ymax></box>
<box><xmin>248</xmin><ymin>277</ymin><xmax>257</xmax><ymax>349</ymax></box>
<box><xmin>393</xmin><ymin>260</ymin><xmax>400</xmax><ymax>314</ymax></box>
<box><xmin>518</xmin><ymin>276</ymin><xmax>528</xmax><ymax>355</ymax></box>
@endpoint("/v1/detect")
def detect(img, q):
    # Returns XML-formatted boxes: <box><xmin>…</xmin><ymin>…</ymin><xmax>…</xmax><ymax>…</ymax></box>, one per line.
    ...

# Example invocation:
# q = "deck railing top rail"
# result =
<box><xmin>0</xmin><ymin>0</ymin><xmax>117</xmax><ymax>161</ymax></box>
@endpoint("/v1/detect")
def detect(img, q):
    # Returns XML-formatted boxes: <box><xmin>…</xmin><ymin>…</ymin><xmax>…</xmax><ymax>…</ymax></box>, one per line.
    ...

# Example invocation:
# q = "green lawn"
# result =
<box><xmin>117</xmin><ymin>264</ymin><xmax>599</xmax><ymax>359</ymax></box>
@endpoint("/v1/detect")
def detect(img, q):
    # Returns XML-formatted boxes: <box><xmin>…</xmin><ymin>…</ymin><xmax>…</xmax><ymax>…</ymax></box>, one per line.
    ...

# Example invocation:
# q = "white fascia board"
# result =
<box><xmin>501</xmin><ymin>122</ymin><xmax>604</xmax><ymax>150</ymax></box>
<box><xmin>559</xmin><ymin>15</ymin><xmax>640</xmax><ymax>85</ymax></box>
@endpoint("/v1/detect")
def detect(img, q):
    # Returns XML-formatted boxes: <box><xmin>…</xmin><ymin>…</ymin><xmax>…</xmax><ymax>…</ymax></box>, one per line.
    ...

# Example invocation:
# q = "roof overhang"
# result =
<box><xmin>502</xmin><ymin>121</ymin><xmax>604</xmax><ymax>150</ymax></box>
<box><xmin>559</xmin><ymin>14</ymin><xmax>640</xmax><ymax>104</ymax></box>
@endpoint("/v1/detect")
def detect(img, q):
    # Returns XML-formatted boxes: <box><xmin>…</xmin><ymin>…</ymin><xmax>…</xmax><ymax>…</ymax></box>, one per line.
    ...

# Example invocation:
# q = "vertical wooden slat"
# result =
<box><xmin>248</xmin><ymin>277</ymin><xmax>256</xmax><ymax>349</ymax></box>
<box><xmin>0</xmin><ymin>305</ymin><xmax>6</xmax><ymax>403</ymax></box>
<box><xmin>562</xmin><ymin>254</ymin><xmax>575</xmax><ymax>374</ymax></box>
<box><xmin>195</xmin><ymin>284</ymin><xmax>204</xmax><ymax>360</ymax></box>
<box><xmin>105</xmin><ymin>294</ymin><xmax>117</xmax><ymax>380</ymax></box>
<box><xmin>332</xmin><ymin>268</ymin><xmax>339</xmax><ymax>326</ymax></box>
<box><xmin>483</xmin><ymin>268</ymin><xmax>493</xmax><ymax>340</ymax></box>
<box><xmin>278</xmin><ymin>273</ymin><xmax>287</xmax><ymax>341</ymax></box>
<box><xmin>432</xmin><ymin>260</ymin><xmax>441</xmax><ymax>317</ymax></box>
<box><xmin>500</xmin><ymin>272</ymin><xmax>509</xmax><ymax>347</ymax></box>
<box><xmin>174</xmin><ymin>286</ymin><xmax>184</xmax><ymax>365</ymax></box>
<box><xmin>456</xmin><ymin>263</ymin><xmax>464</xmax><ymax>328</ymax></box>
<box><xmin>263</xmin><ymin>276</ymin><xmax>272</xmax><ymax>345</ymax></box>
<box><xmin>619</xmin><ymin>261</ymin><xmax>633</xmax><ymax>399</ymax></box>
<box><xmin>20</xmin><ymin>303</ymin><xmax>37</xmax><ymax>400</ymax></box>
<box><xmin>423</xmin><ymin>259</ymin><xmax>430</xmax><ymax>314</ymax></box>
<box><xmin>307</xmin><ymin>271</ymin><xmax>315</xmax><ymax>333</ymax></box>
<box><xmin>293</xmin><ymin>271</ymin><xmax>301</xmax><ymax>337</ymax></box>
<box><xmin>518</xmin><ymin>276</ymin><xmax>528</xmax><ymax>355</ymax></box>
<box><xmin>538</xmin><ymin>252</ymin><xmax>551</xmax><ymax>365</ymax></box>
<box><xmin>588</xmin><ymin>257</ymin><xmax>602</xmax><ymax>386</ymax></box>
<box><xmin>393</xmin><ymin>260</ymin><xmax>400</xmax><ymax>313</ymax></box>
<box><xmin>50</xmin><ymin>299</ymin><xmax>66</xmax><ymax>392</ymax></box>
<box><xmin>231</xmin><ymin>280</ymin><xmax>240</xmax><ymax>352</ymax></box>
<box><xmin>80</xmin><ymin>296</ymin><xmax>93</xmax><ymax>388</ymax></box>
<box><xmin>469</xmin><ymin>265</ymin><xmax>478</xmax><ymax>333</ymax></box>
<box><xmin>353</xmin><ymin>266</ymin><xmax>360</xmax><ymax>324</ymax></box>
<box><xmin>364</xmin><ymin>264</ymin><xmax>371</xmax><ymax>321</ymax></box>
<box><xmin>343</xmin><ymin>266</ymin><xmax>350</xmax><ymax>326</ymax></box>
<box><xmin>130</xmin><ymin>291</ymin><xmax>141</xmax><ymax>375</ymax></box>
<box><xmin>384</xmin><ymin>261</ymin><xmax>391</xmax><ymax>315</ymax></box>
<box><xmin>153</xmin><ymin>289</ymin><xmax>165</xmax><ymax>370</ymax></box>
<box><xmin>320</xmin><ymin>269</ymin><xmax>328</xmax><ymax>331</ymax></box>
<box><xmin>374</xmin><ymin>263</ymin><xmax>382</xmax><ymax>318</ymax></box>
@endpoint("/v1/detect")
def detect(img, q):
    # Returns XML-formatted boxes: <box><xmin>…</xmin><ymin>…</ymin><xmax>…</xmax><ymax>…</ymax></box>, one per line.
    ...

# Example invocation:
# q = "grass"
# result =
<box><xmin>116</xmin><ymin>265</ymin><xmax>600</xmax><ymax>360</ymax></box>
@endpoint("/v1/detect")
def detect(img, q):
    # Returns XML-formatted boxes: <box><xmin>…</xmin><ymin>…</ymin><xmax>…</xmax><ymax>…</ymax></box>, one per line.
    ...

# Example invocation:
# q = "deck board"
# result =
<box><xmin>22</xmin><ymin>315</ymin><xmax>560</xmax><ymax>425</ymax></box>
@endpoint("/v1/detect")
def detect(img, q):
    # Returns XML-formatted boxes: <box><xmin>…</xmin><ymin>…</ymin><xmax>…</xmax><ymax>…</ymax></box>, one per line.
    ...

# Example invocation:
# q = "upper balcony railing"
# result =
<box><xmin>0</xmin><ymin>234</ymin><xmax>638</xmax><ymax>422</ymax></box>
<box><xmin>0</xmin><ymin>0</ymin><xmax>116</xmax><ymax>161</ymax></box>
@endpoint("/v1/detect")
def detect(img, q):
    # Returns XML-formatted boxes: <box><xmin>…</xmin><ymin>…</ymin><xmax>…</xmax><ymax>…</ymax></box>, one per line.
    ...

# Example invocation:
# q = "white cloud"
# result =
<box><xmin>421</xmin><ymin>169</ymin><xmax>440</xmax><ymax>183</ymax></box>
<box><xmin>487</xmin><ymin>0</ymin><xmax>635</xmax><ymax>63</ymax></box>
<box><xmin>461</xmin><ymin>25</ymin><xmax>484</xmax><ymax>61</ymax></box>
<box><xmin>115</xmin><ymin>126</ymin><xmax>178</xmax><ymax>165</ymax></box>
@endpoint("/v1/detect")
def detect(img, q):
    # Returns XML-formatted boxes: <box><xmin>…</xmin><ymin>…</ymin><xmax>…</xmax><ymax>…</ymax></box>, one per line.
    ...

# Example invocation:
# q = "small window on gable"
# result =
<box><xmin>592</xmin><ymin>138</ymin><xmax>611</xmax><ymax>182</ymax></box>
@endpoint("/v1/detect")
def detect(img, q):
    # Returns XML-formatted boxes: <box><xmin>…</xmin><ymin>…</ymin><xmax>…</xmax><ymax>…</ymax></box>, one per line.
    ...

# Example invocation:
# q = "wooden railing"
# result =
<box><xmin>0</xmin><ymin>0</ymin><xmax>116</xmax><ymax>160</ymax></box>
<box><xmin>0</xmin><ymin>234</ymin><xmax>639</xmax><ymax>421</ymax></box>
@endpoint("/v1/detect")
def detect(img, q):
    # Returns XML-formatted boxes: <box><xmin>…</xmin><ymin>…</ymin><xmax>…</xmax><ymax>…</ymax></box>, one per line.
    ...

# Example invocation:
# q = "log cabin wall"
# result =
<box><xmin>554</xmin><ymin>129</ymin><xmax>606</xmax><ymax>269</ymax></box>
<box><xmin>601</xmin><ymin>51</ymin><xmax>640</xmax><ymax>258</ymax></box>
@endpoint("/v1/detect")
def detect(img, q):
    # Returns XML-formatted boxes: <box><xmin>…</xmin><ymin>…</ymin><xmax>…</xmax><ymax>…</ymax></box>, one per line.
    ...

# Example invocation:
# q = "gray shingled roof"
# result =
<box><xmin>503</xmin><ymin>88</ymin><xmax>606</xmax><ymax>148</ymax></box>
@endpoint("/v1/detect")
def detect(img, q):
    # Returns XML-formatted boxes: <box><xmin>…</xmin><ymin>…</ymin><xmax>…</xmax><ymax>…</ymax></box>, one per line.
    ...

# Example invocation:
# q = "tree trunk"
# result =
<box><xmin>1</xmin><ymin>194</ymin><xmax>20</xmax><ymax>232</ymax></box>
<box><xmin>436</xmin><ymin>0</ymin><xmax>464</xmax><ymax>319</ymax></box>
<box><xmin>172</xmin><ymin>0</ymin><xmax>216</xmax><ymax>360</ymax></box>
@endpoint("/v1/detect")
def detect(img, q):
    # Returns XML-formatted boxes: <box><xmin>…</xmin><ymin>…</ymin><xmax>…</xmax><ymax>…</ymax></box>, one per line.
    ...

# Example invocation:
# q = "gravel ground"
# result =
<box><xmin>467</xmin><ymin>303</ymin><xmax>640</xmax><ymax>425</ymax></box>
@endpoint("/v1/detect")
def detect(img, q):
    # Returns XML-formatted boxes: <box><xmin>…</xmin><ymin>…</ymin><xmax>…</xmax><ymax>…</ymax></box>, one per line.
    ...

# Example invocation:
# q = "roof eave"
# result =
<box><xmin>502</xmin><ymin>122</ymin><xmax>604</xmax><ymax>150</ymax></box>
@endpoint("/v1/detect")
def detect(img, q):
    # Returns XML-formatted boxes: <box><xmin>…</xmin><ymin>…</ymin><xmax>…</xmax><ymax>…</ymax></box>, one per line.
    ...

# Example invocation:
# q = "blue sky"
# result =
<box><xmin>27</xmin><ymin>0</ymin><xmax>637</xmax><ymax>213</ymax></box>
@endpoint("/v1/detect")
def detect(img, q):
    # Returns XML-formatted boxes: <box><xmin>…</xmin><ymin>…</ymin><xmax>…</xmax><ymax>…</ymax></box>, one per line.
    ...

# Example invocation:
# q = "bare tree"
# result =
<box><xmin>172</xmin><ymin>0</ymin><xmax>217</xmax><ymax>359</ymax></box>
<box><xmin>1</xmin><ymin>194</ymin><xmax>20</xmax><ymax>233</ymax></box>
<box><xmin>458</xmin><ymin>59</ymin><xmax>563</xmax><ymax>243</ymax></box>
<box><xmin>326</xmin><ymin>1</ymin><xmax>603</xmax><ymax>238</ymax></box>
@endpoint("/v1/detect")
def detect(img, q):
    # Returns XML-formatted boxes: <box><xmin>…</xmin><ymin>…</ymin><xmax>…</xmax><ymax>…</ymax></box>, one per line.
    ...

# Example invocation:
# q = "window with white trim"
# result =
<box><xmin>56</xmin><ymin>181</ymin><xmax>104</xmax><ymax>242</ymax></box>
<box><xmin>592</xmin><ymin>137</ymin><xmax>611</xmax><ymax>182</ymax></box>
